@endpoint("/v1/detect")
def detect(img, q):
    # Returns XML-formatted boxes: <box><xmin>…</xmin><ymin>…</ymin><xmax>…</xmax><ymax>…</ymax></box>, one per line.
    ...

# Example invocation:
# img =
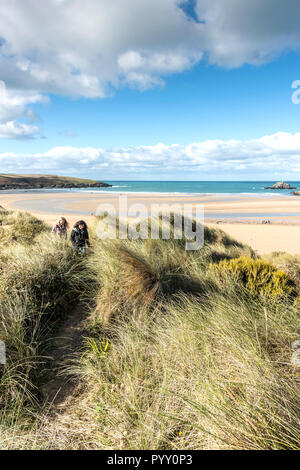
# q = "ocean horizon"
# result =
<box><xmin>2</xmin><ymin>180</ymin><xmax>300</xmax><ymax>197</ymax></box>
<box><xmin>64</xmin><ymin>180</ymin><xmax>300</xmax><ymax>196</ymax></box>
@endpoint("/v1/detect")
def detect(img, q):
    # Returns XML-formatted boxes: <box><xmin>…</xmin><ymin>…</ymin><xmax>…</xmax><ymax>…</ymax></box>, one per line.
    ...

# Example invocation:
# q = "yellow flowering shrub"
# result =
<box><xmin>211</xmin><ymin>256</ymin><xmax>297</xmax><ymax>299</ymax></box>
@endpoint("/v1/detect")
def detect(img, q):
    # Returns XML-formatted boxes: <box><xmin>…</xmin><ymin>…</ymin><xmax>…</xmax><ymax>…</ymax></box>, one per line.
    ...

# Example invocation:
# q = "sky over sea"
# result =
<box><xmin>1</xmin><ymin>0</ymin><xmax>300</xmax><ymax>180</ymax></box>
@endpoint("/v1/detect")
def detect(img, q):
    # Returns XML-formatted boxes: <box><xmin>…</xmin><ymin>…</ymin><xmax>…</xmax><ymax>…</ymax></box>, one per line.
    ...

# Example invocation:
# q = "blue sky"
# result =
<box><xmin>1</xmin><ymin>0</ymin><xmax>300</xmax><ymax>180</ymax></box>
<box><xmin>12</xmin><ymin>52</ymin><xmax>300</xmax><ymax>152</ymax></box>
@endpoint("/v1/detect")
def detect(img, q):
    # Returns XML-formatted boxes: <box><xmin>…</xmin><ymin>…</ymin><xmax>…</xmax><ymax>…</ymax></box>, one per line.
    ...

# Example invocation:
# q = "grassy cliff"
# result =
<box><xmin>0</xmin><ymin>210</ymin><xmax>299</xmax><ymax>449</ymax></box>
<box><xmin>0</xmin><ymin>174</ymin><xmax>111</xmax><ymax>189</ymax></box>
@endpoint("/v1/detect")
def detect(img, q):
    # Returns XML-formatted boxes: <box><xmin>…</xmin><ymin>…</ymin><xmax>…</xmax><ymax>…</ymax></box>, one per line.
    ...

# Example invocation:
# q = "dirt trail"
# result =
<box><xmin>36</xmin><ymin>301</ymin><xmax>99</xmax><ymax>449</ymax></box>
<box><xmin>41</xmin><ymin>302</ymin><xmax>88</xmax><ymax>407</ymax></box>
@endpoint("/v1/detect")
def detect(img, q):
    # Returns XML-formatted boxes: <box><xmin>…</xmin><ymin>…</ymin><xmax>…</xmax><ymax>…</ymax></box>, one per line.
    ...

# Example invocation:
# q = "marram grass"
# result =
<box><xmin>0</xmin><ymin>211</ymin><xmax>300</xmax><ymax>450</ymax></box>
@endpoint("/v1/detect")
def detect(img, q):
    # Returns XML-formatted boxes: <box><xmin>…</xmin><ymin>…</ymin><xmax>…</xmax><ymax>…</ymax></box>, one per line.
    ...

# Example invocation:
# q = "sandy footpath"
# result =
<box><xmin>1</xmin><ymin>191</ymin><xmax>300</xmax><ymax>255</ymax></box>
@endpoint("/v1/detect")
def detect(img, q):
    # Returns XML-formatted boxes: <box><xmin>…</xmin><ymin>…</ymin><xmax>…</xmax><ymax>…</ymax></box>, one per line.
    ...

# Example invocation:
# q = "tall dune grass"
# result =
<box><xmin>79</xmin><ymin>260</ymin><xmax>300</xmax><ymax>449</ymax></box>
<box><xmin>0</xmin><ymin>229</ymin><xmax>89</xmax><ymax>441</ymax></box>
<box><xmin>74</xmin><ymin>217</ymin><xmax>300</xmax><ymax>450</ymax></box>
<box><xmin>0</xmin><ymin>211</ymin><xmax>300</xmax><ymax>449</ymax></box>
<box><xmin>1</xmin><ymin>211</ymin><xmax>49</xmax><ymax>243</ymax></box>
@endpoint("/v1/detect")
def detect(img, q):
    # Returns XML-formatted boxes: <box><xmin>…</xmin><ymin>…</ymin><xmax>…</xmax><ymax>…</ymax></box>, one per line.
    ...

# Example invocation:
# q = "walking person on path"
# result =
<box><xmin>70</xmin><ymin>220</ymin><xmax>90</xmax><ymax>255</ymax></box>
<box><xmin>52</xmin><ymin>217</ymin><xmax>69</xmax><ymax>239</ymax></box>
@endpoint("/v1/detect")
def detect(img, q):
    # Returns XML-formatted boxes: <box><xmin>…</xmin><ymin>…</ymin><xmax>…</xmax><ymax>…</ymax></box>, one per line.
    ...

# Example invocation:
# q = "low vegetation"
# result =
<box><xmin>0</xmin><ymin>211</ymin><xmax>299</xmax><ymax>449</ymax></box>
<box><xmin>211</xmin><ymin>256</ymin><xmax>298</xmax><ymax>300</ymax></box>
<box><xmin>0</xmin><ymin>210</ymin><xmax>48</xmax><ymax>244</ymax></box>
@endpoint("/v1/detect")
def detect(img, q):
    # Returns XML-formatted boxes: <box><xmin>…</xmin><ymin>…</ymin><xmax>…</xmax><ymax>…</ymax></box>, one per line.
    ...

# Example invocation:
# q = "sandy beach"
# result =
<box><xmin>1</xmin><ymin>190</ymin><xmax>300</xmax><ymax>255</ymax></box>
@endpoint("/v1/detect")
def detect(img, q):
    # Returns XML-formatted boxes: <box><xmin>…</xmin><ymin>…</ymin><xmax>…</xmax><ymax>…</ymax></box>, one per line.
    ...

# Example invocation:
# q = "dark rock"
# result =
<box><xmin>265</xmin><ymin>181</ymin><xmax>296</xmax><ymax>190</ymax></box>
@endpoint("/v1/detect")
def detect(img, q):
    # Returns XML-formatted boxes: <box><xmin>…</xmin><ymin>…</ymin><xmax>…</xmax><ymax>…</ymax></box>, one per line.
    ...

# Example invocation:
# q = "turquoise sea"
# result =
<box><xmin>4</xmin><ymin>181</ymin><xmax>300</xmax><ymax>196</ymax></box>
<box><xmin>79</xmin><ymin>181</ymin><xmax>300</xmax><ymax>195</ymax></box>
<box><xmin>8</xmin><ymin>181</ymin><xmax>300</xmax><ymax>220</ymax></box>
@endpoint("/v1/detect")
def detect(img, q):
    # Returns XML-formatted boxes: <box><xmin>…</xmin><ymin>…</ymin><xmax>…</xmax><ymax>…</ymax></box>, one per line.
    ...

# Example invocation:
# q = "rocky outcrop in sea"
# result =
<box><xmin>265</xmin><ymin>182</ymin><xmax>296</xmax><ymax>190</ymax></box>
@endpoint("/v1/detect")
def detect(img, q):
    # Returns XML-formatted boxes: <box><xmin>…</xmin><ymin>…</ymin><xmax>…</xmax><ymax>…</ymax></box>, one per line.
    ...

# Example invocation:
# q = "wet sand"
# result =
<box><xmin>1</xmin><ymin>191</ymin><xmax>300</xmax><ymax>254</ymax></box>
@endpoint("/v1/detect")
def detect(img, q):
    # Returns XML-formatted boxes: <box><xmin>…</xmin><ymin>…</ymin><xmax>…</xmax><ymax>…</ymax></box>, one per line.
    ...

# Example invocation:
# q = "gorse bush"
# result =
<box><xmin>266</xmin><ymin>252</ymin><xmax>300</xmax><ymax>292</ymax></box>
<box><xmin>211</xmin><ymin>256</ymin><xmax>298</xmax><ymax>300</ymax></box>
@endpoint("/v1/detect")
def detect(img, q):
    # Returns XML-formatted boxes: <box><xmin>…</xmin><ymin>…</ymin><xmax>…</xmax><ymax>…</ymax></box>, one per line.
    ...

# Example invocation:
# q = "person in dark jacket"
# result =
<box><xmin>70</xmin><ymin>220</ymin><xmax>90</xmax><ymax>255</ymax></box>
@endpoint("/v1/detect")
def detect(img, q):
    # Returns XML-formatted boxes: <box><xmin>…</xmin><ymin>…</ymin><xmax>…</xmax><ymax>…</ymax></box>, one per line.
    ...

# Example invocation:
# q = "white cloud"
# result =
<box><xmin>0</xmin><ymin>121</ymin><xmax>39</xmax><ymax>139</ymax></box>
<box><xmin>195</xmin><ymin>0</ymin><xmax>300</xmax><ymax>67</ymax></box>
<box><xmin>0</xmin><ymin>80</ymin><xmax>46</xmax><ymax>138</ymax></box>
<box><xmin>1</xmin><ymin>132</ymin><xmax>300</xmax><ymax>178</ymax></box>
<box><xmin>1</xmin><ymin>0</ymin><xmax>300</xmax><ymax>99</ymax></box>
<box><xmin>0</xmin><ymin>0</ymin><xmax>202</xmax><ymax>98</ymax></box>
<box><xmin>1</xmin><ymin>1</ymin><xmax>300</xmax><ymax>138</ymax></box>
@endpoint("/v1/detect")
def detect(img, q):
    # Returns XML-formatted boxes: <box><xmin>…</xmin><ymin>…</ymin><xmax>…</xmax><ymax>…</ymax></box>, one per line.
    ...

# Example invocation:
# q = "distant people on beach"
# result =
<box><xmin>70</xmin><ymin>220</ymin><xmax>90</xmax><ymax>255</ymax></box>
<box><xmin>52</xmin><ymin>217</ymin><xmax>69</xmax><ymax>239</ymax></box>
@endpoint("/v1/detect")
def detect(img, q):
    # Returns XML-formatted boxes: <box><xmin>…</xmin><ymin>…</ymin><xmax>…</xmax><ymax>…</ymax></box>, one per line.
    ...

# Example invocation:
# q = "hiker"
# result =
<box><xmin>52</xmin><ymin>217</ymin><xmax>69</xmax><ymax>239</ymax></box>
<box><xmin>70</xmin><ymin>220</ymin><xmax>90</xmax><ymax>255</ymax></box>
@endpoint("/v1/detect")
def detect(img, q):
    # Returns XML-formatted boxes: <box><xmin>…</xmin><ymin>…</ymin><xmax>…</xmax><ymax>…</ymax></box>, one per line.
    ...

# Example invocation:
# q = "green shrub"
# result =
<box><xmin>211</xmin><ymin>256</ymin><xmax>297</xmax><ymax>299</ymax></box>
